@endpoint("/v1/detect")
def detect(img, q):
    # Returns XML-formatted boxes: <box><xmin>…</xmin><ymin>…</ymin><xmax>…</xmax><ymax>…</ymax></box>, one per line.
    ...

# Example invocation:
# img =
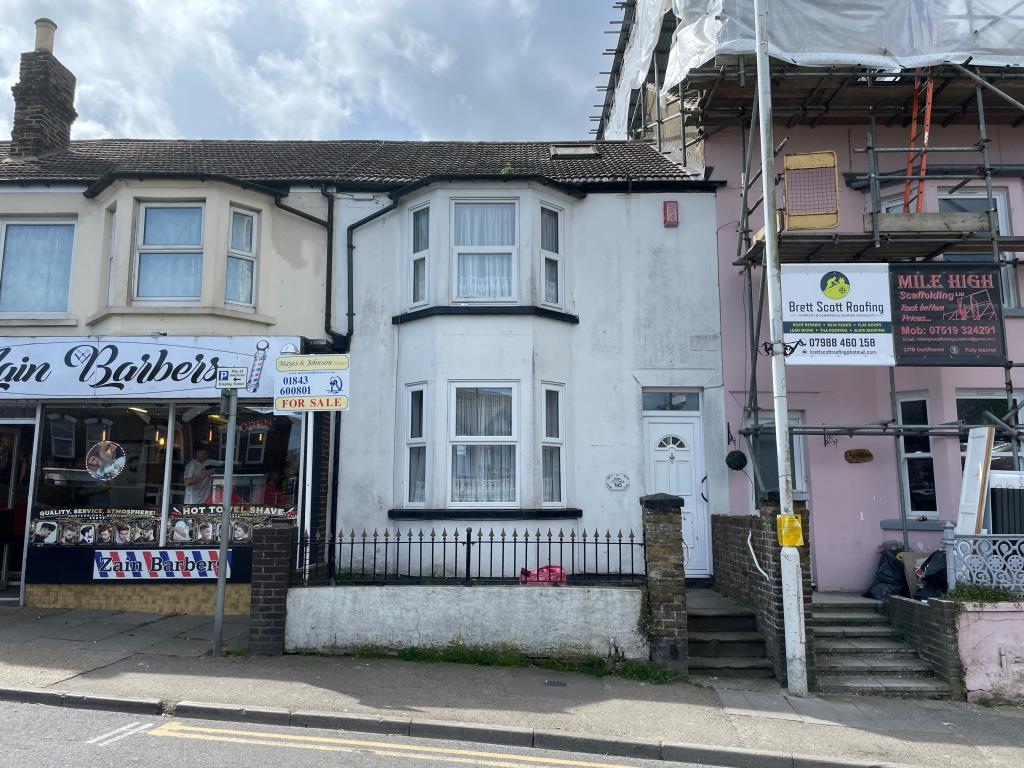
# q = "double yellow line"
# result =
<box><xmin>149</xmin><ymin>721</ymin><xmax>637</xmax><ymax>768</ymax></box>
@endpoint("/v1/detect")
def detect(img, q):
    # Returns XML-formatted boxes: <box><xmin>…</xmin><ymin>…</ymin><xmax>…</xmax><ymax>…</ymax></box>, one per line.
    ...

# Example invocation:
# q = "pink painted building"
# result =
<box><xmin>598</xmin><ymin>3</ymin><xmax>1024</xmax><ymax>592</ymax></box>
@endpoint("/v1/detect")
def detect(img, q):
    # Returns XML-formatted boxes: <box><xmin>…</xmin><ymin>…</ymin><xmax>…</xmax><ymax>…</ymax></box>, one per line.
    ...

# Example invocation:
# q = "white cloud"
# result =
<box><xmin>0</xmin><ymin>0</ymin><xmax>608</xmax><ymax>142</ymax></box>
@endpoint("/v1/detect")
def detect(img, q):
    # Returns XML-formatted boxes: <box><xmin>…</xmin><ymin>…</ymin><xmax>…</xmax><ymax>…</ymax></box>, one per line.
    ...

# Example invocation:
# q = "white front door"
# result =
<box><xmin>643</xmin><ymin>416</ymin><xmax>710</xmax><ymax>576</ymax></box>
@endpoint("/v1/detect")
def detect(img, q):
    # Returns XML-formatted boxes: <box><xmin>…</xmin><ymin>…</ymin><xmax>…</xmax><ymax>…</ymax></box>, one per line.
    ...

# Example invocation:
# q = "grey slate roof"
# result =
<box><xmin>0</xmin><ymin>139</ymin><xmax>705</xmax><ymax>191</ymax></box>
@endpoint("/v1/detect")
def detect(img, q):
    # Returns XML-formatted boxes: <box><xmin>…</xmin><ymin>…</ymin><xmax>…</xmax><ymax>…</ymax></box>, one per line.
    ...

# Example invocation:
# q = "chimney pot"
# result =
<box><xmin>34</xmin><ymin>18</ymin><xmax>57</xmax><ymax>53</ymax></box>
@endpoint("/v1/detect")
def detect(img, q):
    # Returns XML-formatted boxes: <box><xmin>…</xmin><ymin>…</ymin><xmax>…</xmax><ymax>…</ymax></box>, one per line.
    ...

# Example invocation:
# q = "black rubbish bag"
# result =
<box><xmin>863</xmin><ymin>550</ymin><xmax>910</xmax><ymax>600</ymax></box>
<box><xmin>913</xmin><ymin>549</ymin><xmax>948</xmax><ymax>600</ymax></box>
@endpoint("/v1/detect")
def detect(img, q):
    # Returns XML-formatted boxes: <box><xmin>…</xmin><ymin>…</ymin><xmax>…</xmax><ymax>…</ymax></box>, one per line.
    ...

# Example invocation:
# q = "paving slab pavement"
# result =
<box><xmin>1</xmin><ymin>605</ymin><xmax>1023</xmax><ymax>767</ymax></box>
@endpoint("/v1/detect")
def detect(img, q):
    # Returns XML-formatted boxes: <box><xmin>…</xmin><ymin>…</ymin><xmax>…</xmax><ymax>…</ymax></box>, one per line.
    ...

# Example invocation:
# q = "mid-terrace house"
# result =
<box><xmin>0</xmin><ymin>20</ymin><xmax>723</xmax><ymax>621</ymax></box>
<box><xmin>596</xmin><ymin>0</ymin><xmax>1024</xmax><ymax>694</ymax></box>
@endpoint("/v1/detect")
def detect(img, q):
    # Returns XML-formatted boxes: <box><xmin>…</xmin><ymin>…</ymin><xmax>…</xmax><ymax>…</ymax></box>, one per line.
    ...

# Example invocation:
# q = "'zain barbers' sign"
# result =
<box><xmin>0</xmin><ymin>336</ymin><xmax>300</xmax><ymax>399</ymax></box>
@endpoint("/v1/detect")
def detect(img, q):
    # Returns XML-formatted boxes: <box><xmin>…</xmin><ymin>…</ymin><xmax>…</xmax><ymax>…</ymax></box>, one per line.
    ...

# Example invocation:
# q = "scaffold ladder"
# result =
<box><xmin>903</xmin><ymin>68</ymin><xmax>935</xmax><ymax>213</ymax></box>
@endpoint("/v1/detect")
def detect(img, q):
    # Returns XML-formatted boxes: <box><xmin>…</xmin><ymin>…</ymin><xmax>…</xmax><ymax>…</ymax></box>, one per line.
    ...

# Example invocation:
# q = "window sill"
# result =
<box><xmin>388</xmin><ymin>508</ymin><xmax>583</xmax><ymax>521</ymax></box>
<box><xmin>87</xmin><ymin>305</ymin><xmax>277</xmax><ymax>326</ymax></box>
<box><xmin>880</xmin><ymin>518</ymin><xmax>945</xmax><ymax>531</ymax></box>
<box><xmin>1002</xmin><ymin>308</ymin><xmax>1024</xmax><ymax>318</ymax></box>
<box><xmin>0</xmin><ymin>316</ymin><xmax>77</xmax><ymax>326</ymax></box>
<box><xmin>392</xmin><ymin>305</ymin><xmax>579</xmax><ymax>325</ymax></box>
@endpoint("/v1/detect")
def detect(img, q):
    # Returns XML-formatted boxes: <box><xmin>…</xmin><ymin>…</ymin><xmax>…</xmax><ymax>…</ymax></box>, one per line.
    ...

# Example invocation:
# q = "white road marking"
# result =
<box><xmin>93</xmin><ymin>722</ymin><xmax>155</xmax><ymax>747</ymax></box>
<box><xmin>86</xmin><ymin>722</ymin><xmax>140</xmax><ymax>744</ymax></box>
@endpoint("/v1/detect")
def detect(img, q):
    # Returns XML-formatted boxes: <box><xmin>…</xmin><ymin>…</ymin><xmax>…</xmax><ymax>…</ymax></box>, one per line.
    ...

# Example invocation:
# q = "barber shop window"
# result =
<box><xmin>134</xmin><ymin>203</ymin><xmax>204</xmax><ymax>300</ymax></box>
<box><xmin>30</xmin><ymin>403</ymin><xmax>304</xmax><ymax>548</ymax></box>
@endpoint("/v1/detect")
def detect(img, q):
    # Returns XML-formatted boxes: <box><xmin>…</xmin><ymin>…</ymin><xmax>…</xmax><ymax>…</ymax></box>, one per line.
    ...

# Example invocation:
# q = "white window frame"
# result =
<box><xmin>0</xmin><ymin>218</ymin><xmax>76</xmax><ymax>316</ymax></box>
<box><xmin>539</xmin><ymin>203</ymin><xmax>563</xmax><ymax>309</ymax></box>
<box><xmin>938</xmin><ymin>188</ymin><xmax>1017</xmax><ymax>308</ymax></box>
<box><xmin>541</xmin><ymin>382</ymin><xmax>566</xmax><ymax>507</ymax></box>
<box><xmin>450</xmin><ymin>198</ymin><xmax>519</xmax><ymax>304</ymax></box>
<box><xmin>410</xmin><ymin>204</ymin><xmax>430</xmax><ymax>309</ymax></box>
<box><xmin>447</xmin><ymin>380</ymin><xmax>519</xmax><ymax>508</ymax></box>
<box><xmin>640</xmin><ymin>388</ymin><xmax>702</xmax><ymax>414</ymax></box>
<box><xmin>105</xmin><ymin>205</ymin><xmax>118</xmax><ymax>307</ymax></box>
<box><xmin>896</xmin><ymin>393</ymin><xmax>938</xmax><ymax>517</ymax></box>
<box><xmin>956</xmin><ymin>388</ymin><xmax>1023</xmax><ymax>471</ymax></box>
<box><xmin>226</xmin><ymin>205</ymin><xmax>259</xmax><ymax>308</ymax></box>
<box><xmin>405</xmin><ymin>383</ymin><xmax>428</xmax><ymax>507</ymax></box>
<box><xmin>747</xmin><ymin>412</ymin><xmax>809</xmax><ymax>505</ymax></box>
<box><xmin>133</xmin><ymin>201</ymin><xmax>205</xmax><ymax>303</ymax></box>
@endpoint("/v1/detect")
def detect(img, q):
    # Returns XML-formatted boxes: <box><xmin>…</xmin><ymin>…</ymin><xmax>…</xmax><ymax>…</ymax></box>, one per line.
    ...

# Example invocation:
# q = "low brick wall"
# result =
<box><xmin>710</xmin><ymin>501</ymin><xmax>815</xmax><ymax>685</ymax></box>
<box><xmin>886</xmin><ymin>596</ymin><xmax>964</xmax><ymax>698</ymax></box>
<box><xmin>24</xmin><ymin>583</ymin><xmax>251</xmax><ymax>614</ymax></box>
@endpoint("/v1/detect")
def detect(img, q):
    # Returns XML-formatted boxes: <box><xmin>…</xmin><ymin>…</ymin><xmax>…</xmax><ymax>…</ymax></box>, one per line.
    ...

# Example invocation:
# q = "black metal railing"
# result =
<box><xmin>291</xmin><ymin>527</ymin><xmax>645</xmax><ymax>587</ymax></box>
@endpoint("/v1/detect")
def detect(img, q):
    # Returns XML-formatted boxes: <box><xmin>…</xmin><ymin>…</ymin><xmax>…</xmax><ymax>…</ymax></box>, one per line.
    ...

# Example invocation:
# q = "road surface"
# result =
<box><xmin>1</xmin><ymin>702</ymin><xmax>709</xmax><ymax>768</ymax></box>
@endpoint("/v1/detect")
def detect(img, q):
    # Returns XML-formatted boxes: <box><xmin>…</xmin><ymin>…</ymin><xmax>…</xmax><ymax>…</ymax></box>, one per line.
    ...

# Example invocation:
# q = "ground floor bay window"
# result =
<box><xmin>449</xmin><ymin>383</ymin><xmax>517</xmax><ymax>505</ymax></box>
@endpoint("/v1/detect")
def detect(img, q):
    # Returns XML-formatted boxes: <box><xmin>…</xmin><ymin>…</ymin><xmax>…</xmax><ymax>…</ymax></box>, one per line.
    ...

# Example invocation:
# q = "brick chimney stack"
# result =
<box><xmin>8</xmin><ymin>18</ymin><xmax>77</xmax><ymax>159</ymax></box>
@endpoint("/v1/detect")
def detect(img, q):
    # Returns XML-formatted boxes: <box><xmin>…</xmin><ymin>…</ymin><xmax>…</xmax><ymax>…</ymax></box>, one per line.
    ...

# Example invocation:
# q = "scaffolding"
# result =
<box><xmin>595</xmin><ymin>5</ymin><xmax>1024</xmax><ymax>542</ymax></box>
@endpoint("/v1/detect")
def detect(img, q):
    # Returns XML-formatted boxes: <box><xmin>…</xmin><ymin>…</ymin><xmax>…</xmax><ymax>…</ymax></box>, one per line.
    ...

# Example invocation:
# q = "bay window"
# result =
<box><xmin>411</xmin><ymin>206</ymin><xmax>429</xmax><ymax>306</ymax></box>
<box><xmin>449</xmin><ymin>383</ymin><xmax>517</xmax><ymax>505</ymax></box>
<box><xmin>135</xmin><ymin>203</ymin><xmax>203</xmax><ymax>300</ymax></box>
<box><xmin>540</xmin><ymin>206</ymin><xmax>562</xmax><ymax>306</ymax></box>
<box><xmin>542</xmin><ymin>384</ymin><xmax>565</xmax><ymax>505</ymax></box>
<box><xmin>226</xmin><ymin>207</ymin><xmax>258</xmax><ymax>306</ymax></box>
<box><xmin>0</xmin><ymin>221</ymin><xmax>74</xmax><ymax>313</ymax></box>
<box><xmin>407</xmin><ymin>385</ymin><xmax>427</xmax><ymax>504</ymax></box>
<box><xmin>453</xmin><ymin>202</ymin><xmax>516</xmax><ymax>301</ymax></box>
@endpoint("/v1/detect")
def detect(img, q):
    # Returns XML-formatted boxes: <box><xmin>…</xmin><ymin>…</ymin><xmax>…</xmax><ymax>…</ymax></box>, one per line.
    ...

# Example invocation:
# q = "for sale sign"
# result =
<box><xmin>782</xmin><ymin>264</ymin><xmax>895</xmax><ymax>366</ymax></box>
<box><xmin>890</xmin><ymin>264</ymin><xmax>1006</xmax><ymax>366</ymax></box>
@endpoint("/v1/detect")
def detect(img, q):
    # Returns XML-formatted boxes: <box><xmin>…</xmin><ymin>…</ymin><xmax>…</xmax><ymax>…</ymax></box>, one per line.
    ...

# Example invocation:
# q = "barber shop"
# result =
<box><xmin>0</xmin><ymin>335</ymin><xmax>313</xmax><ymax>613</ymax></box>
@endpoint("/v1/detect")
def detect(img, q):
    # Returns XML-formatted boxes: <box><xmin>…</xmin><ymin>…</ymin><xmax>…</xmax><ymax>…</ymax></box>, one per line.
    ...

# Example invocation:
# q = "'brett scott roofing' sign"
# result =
<box><xmin>890</xmin><ymin>264</ymin><xmax>1006</xmax><ymax>367</ymax></box>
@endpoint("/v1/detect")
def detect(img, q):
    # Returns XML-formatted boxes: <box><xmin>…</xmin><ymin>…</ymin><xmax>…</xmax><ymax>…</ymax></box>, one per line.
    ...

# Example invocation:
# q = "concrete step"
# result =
<box><xmin>812</xmin><ymin>597</ymin><xmax>882</xmax><ymax>613</ymax></box>
<box><xmin>687</xmin><ymin>656</ymin><xmax>774</xmax><ymax>678</ymax></box>
<box><xmin>817</xmin><ymin>675</ymin><xmax>951</xmax><ymax>699</ymax></box>
<box><xmin>688</xmin><ymin>606</ymin><xmax>758</xmax><ymax>634</ymax></box>
<box><xmin>815</xmin><ymin>639</ymin><xmax>918</xmax><ymax>656</ymax></box>
<box><xmin>688</xmin><ymin>631</ymin><xmax>766</xmax><ymax>658</ymax></box>
<box><xmin>812</xmin><ymin>625</ymin><xmax>899</xmax><ymax>640</ymax></box>
<box><xmin>816</xmin><ymin>655</ymin><xmax>936</xmax><ymax>677</ymax></box>
<box><xmin>810</xmin><ymin>611</ymin><xmax>889</xmax><ymax>626</ymax></box>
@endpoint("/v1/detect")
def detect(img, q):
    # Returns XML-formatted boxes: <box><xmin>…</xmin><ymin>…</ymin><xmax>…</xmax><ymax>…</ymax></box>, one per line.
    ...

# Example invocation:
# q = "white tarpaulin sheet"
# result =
<box><xmin>664</xmin><ymin>0</ymin><xmax>1024</xmax><ymax>95</ymax></box>
<box><xmin>607</xmin><ymin>0</ymin><xmax>672</xmax><ymax>140</ymax></box>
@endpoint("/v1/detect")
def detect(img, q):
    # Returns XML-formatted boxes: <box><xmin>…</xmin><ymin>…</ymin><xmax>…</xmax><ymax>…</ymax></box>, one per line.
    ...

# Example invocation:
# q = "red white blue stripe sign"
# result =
<box><xmin>92</xmin><ymin>549</ymin><xmax>230</xmax><ymax>580</ymax></box>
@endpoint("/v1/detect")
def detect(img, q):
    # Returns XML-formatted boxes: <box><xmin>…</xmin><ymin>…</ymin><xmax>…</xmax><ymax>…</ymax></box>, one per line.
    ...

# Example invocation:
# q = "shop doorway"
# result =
<box><xmin>0</xmin><ymin>423</ymin><xmax>34</xmax><ymax>597</ymax></box>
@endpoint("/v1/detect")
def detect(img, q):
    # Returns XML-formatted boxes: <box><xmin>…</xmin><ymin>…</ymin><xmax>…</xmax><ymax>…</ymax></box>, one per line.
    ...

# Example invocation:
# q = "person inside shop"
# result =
<box><xmin>264</xmin><ymin>468</ymin><xmax>286</xmax><ymax>506</ymax></box>
<box><xmin>184</xmin><ymin>443</ymin><xmax>219</xmax><ymax>504</ymax></box>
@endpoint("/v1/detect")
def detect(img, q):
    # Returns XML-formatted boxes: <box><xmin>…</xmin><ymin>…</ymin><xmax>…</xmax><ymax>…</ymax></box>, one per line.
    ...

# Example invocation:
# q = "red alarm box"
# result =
<box><xmin>663</xmin><ymin>200</ymin><xmax>679</xmax><ymax>227</ymax></box>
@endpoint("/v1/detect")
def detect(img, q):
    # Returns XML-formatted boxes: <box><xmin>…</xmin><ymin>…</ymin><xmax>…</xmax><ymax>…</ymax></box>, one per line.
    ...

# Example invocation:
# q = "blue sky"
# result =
<box><xmin>0</xmin><ymin>0</ymin><xmax>612</xmax><ymax>141</ymax></box>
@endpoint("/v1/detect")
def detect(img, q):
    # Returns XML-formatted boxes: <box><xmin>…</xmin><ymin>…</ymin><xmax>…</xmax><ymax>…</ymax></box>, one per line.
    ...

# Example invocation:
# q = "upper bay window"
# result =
<box><xmin>453</xmin><ymin>201</ymin><xmax>517</xmax><ymax>301</ymax></box>
<box><xmin>0</xmin><ymin>220</ymin><xmax>74</xmax><ymax>313</ymax></box>
<box><xmin>411</xmin><ymin>206</ymin><xmax>429</xmax><ymax>307</ymax></box>
<box><xmin>227</xmin><ymin>207</ymin><xmax>258</xmax><ymax>306</ymax></box>
<box><xmin>135</xmin><ymin>203</ymin><xmax>203</xmax><ymax>300</ymax></box>
<box><xmin>540</xmin><ymin>206</ymin><xmax>562</xmax><ymax>307</ymax></box>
